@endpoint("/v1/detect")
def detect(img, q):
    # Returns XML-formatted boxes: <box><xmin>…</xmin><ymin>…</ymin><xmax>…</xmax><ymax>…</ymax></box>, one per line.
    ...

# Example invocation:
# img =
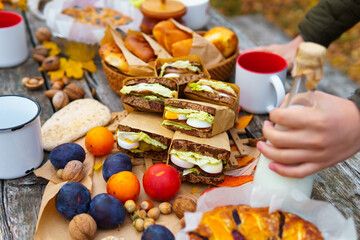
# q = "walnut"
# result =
<box><xmin>69</xmin><ymin>213</ymin><xmax>97</xmax><ymax>240</ymax></box>
<box><xmin>35</xmin><ymin>27</ymin><xmax>52</xmax><ymax>43</ymax></box>
<box><xmin>22</xmin><ymin>77</ymin><xmax>44</xmax><ymax>90</ymax></box>
<box><xmin>52</xmin><ymin>91</ymin><xmax>69</xmax><ymax>110</ymax></box>
<box><xmin>41</xmin><ymin>56</ymin><xmax>60</xmax><ymax>71</ymax></box>
<box><xmin>33</xmin><ymin>45</ymin><xmax>49</xmax><ymax>62</ymax></box>
<box><xmin>172</xmin><ymin>195</ymin><xmax>197</xmax><ymax>219</ymax></box>
<box><xmin>61</xmin><ymin>160</ymin><xmax>85</xmax><ymax>182</ymax></box>
<box><xmin>63</xmin><ymin>83</ymin><xmax>85</xmax><ymax>100</ymax></box>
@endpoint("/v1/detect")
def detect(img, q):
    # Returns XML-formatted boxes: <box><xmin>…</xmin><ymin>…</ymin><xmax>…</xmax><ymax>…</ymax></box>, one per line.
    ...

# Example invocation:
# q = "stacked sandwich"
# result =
<box><xmin>116</xmin><ymin>66</ymin><xmax>240</xmax><ymax>185</ymax></box>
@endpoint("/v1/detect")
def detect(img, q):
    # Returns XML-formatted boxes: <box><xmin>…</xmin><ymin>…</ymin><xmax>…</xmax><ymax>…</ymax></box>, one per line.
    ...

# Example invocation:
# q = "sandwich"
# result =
<box><xmin>184</xmin><ymin>78</ymin><xmax>240</xmax><ymax>109</ymax></box>
<box><xmin>155</xmin><ymin>55</ymin><xmax>210</xmax><ymax>95</ymax></box>
<box><xmin>124</xmin><ymin>32</ymin><xmax>157</xmax><ymax>63</ymax></box>
<box><xmin>162</xmin><ymin>99</ymin><xmax>235</xmax><ymax>138</ymax></box>
<box><xmin>168</xmin><ymin>131</ymin><xmax>230</xmax><ymax>185</ymax></box>
<box><xmin>120</xmin><ymin>77</ymin><xmax>178</xmax><ymax>113</ymax></box>
<box><xmin>98</xmin><ymin>41</ymin><xmax>129</xmax><ymax>73</ymax></box>
<box><xmin>116</xmin><ymin>111</ymin><xmax>174</xmax><ymax>160</ymax></box>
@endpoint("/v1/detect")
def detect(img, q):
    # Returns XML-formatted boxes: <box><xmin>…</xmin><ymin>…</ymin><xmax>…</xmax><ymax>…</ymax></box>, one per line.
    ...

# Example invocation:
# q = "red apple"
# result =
<box><xmin>143</xmin><ymin>163</ymin><xmax>181</xmax><ymax>201</ymax></box>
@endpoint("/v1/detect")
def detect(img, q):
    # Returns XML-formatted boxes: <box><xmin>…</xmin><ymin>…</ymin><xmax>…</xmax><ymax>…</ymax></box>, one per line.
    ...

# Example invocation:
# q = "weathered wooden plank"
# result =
<box><xmin>0</xmin><ymin>182</ymin><xmax>12</xmax><ymax>240</ymax></box>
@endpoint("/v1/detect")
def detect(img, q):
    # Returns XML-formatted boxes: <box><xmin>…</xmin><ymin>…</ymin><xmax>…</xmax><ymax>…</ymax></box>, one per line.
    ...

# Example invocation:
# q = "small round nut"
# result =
<box><xmin>52</xmin><ymin>91</ymin><xmax>69</xmax><ymax>110</ymax></box>
<box><xmin>63</xmin><ymin>83</ymin><xmax>85</xmax><ymax>100</ymax></box>
<box><xmin>44</xmin><ymin>89</ymin><xmax>61</xmax><ymax>98</ymax></box>
<box><xmin>23</xmin><ymin>77</ymin><xmax>44</xmax><ymax>90</ymax></box>
<box><xmin>69</xmin><ymin>213</ymin><xmax>97</xmax><ymax>240</ymax></box>
<box><xmin>41</xmin><ymin>56</ymin><xmax>60</xmax><ymax>71</ymax></box>
<box><xmin>35</xmin><ymin>27</ymin><xmax>52</xmax><ymax>43</ymax></box>
<box><xmin>133</xmin><ymin>218</ymin><xmax>144</xmax><ymax>232</ymax></box>
<box><xmin>61</xmin><ymin>160</ymin><xmax>85</xmax><ymax>182</ymax></box>
<box><xmin>147</xmin><ymin>207</ymin><xmax>160</xmax><ymax>220</ymax></box>
<box><xmin>139</xmin><ymin>209</ymin><xmax>147</xmax><ymax>219</ymax></box>
<box><xmin>33</xmin><ymin>53</ymin><xmax>46</xmax><ymax>63</ymax></box>
<box><xmin>140</xmin><ymin>200</ymin><xmax>154</xmax><ymax>211</ymax></box>
<box><xmin>159</xmin><ymin>202</ymin><xmax>172</xmax><ymax>215</ymax></box>
<box><xmin>52</xmin><ymin>81</ymin><xmax>64</xmax><ymax>90</ymax></box>
<box><xmin>33</xmin><ymin>45</ymin><xmax>49</xmax><ymax>56</ymax></box>
<box><xmin>62</xmin><ymin>75</ymin><xmax>70</xmax><ymax>85</ymax></box>
<box><xmin>124</xmin><ymin>200</ymin><xmax>136</xmax><ymax>214</ymax></box>
<box><xmin>56</xmin><ymin>169</ymin><xmax>64</xmax><ymax>179</ymax></box>
<box><xmin>180</xmin><ymin>217</ymin><xmax>186</xmax><ymax>228</ymax></box>
<box><xmin>144</xmin><ymin>218</ymin><xmax>155</xmax><ymax>230</ymax></box>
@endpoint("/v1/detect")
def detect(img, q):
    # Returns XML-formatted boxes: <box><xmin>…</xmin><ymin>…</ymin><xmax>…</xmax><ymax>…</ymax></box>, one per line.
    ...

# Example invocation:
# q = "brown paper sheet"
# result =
<box><xmin>119</xmin><ymin>111</ymin><xmax>175</xmax><ymax>139</ymax></box>
<box><xmin>164</xmin><ymin>99</ymin><xmax>236</xmax><ymax>137</ymax></box>
<box><xmin>33</xmin><ymin>111</ymin><xmax>210</xmax><ymax>240</ymax></box>
<box><xmin>172</xmin><ymin>131</ymin><xmax>230</xmax><ymax>152</ymax></box>
<box><xmin>170</xmin><ymin>19</ymin><xmax>225</xmax><ymax>67</ymax></box>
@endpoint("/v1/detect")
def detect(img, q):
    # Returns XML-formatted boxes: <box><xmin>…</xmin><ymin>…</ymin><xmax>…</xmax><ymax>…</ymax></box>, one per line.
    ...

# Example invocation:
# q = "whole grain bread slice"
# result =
<box><xmin>123</xmin><ymin>77</ymin><xmax>178</xmax><ymax>90</ymax></box>
<box><xmin>41</xmin><ymin>98</ymin><xmax>112</xmax><ymax>151</ymax></box>
<box><xmin>184</xmin><ymin>85</ymin><xmax>236</xmax><ymax>106</ymax></box>
<box><xmin>165</xmin><ymin>99</ymin><xmax>216</xmax><ymax>115</ymax></box>
<box><xmin>117</xmin><ymin>124</ymin><xmax>171</xmax><ymax>146</ymax></box>
<box><xmin>122</xmin><ymin>95</ymin><xmax>164</xmax><ymax>113</ymax></box>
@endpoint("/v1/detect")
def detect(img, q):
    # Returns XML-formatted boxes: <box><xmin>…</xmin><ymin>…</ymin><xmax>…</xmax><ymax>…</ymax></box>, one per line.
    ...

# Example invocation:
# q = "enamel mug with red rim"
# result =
<box><xmin>236</xmin><ymin>51</ymin><xmax>287</xmax><ymax>114</ymax></box>
<box><xmin>0</xmin><ymin>95</ymin><xmax>43</xmax><ymax>179</ymax></box>
<box><xmin>0</xmin><ymin>11</ymin><xmax>29</xmax><ymax>68</ymax></box>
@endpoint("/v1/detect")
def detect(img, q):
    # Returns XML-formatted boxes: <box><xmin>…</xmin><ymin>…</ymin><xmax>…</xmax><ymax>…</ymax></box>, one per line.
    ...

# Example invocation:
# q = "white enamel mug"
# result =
<box><xmin>0</xmin><ymin>11</ymin><xmax>29</xmax><ymax>68</ymax></box>
<box><xmin>0</xmin><ymin>95</ymin><xmax>43</xmax><ymax>179</ymax></box>
<box><xmin>235</xmin><ymin>51</ymin><xmax>287</xmax><ymax>114</ymax></box>
<box><xmin>178</xmin><ymin>0</ymin><xmax>209</xmax><ymax>30</ymax></box>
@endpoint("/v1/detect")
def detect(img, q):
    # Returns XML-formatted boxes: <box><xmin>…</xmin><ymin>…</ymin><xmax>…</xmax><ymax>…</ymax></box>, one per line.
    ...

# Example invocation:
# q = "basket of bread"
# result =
<box><xmin>99</xmin><ymin>19</ymin><xmax>239</xmax><ymax>96</ymax></box>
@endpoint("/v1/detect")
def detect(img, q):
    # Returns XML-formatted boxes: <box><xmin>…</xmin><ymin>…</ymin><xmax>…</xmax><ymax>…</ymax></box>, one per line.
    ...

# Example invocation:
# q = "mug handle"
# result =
<box><xmin>266</xmin><ymin>75</ymin><xmax>285</xmax><ymax>112</ymax></box>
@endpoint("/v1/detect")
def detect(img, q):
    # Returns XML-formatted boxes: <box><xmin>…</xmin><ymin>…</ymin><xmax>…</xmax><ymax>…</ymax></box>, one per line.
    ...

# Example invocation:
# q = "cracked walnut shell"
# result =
<box><xmin>69</xmin><ymin>213</ymin><xmax>97</xmax><ymax>240</ymax></box>
<box><xmin>62</xmin><ymin>160</ymin><xmax>85</xmax><ymax>182</ymax></box>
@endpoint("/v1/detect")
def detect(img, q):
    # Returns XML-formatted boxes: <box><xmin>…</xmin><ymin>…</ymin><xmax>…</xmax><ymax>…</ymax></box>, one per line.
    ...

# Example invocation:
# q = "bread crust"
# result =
<box><xmin>124</xmin><ymin>77</ymin><xmax>177</xmax><ymax>91</ymax></box>
<box><xmin>165</xmin><ymin>99</ymin><xmax>216</xmax><ymax>115</ymax></box>
<box><xmin>117</xmin><ymin>125</ymin><xmax>171</xmax><ymax>146</ymax></box>
<box><xmin>184</xmin><ymin>85</ymin><xmax>236</xmax><ymax>106</ymax></box>
<box><xmin>172</xmin><ymin>139</ymin><xmax>230</xmax><ymax>161</ymax></box>
<box><xmin>163</xmin><ymin>124</ymin><xmax>212</xmax><ymax>138</ymax></box>
<box><xmin>122</xmin><ymin>95</ymin><xmax>164</xmax><ymax>113</ymax></box>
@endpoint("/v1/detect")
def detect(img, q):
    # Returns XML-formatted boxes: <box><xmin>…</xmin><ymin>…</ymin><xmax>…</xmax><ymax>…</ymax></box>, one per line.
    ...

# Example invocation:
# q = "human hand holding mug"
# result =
<box><xmin>235</xmin><ymin>51</ymin><xmax>287</xmax><ymax>114</ymax></box>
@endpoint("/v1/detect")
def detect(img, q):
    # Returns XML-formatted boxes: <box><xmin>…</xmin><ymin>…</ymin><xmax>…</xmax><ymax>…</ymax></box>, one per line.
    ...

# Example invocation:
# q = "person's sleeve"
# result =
<box><xmin>298</xmin><ymin>0</ymin><xmax>360</xmax><ymax>47</ymax></box>
<box><xmin>349</xmin><ymin>88</ymin><xmax>360</xmax><ymax>112</ymax></box>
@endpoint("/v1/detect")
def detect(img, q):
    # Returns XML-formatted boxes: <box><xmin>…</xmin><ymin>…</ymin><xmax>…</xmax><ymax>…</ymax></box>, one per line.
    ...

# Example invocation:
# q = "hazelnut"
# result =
<box><xmin>131</xmin><ymin>209</ymin><xmax>146</xmax><ymax>221</ymax></box>
<box><xmin>33</xmin><ymin>53</ymin><xmax>46</xmax><ymax>63</ymax></box>
<box><xmin>139</xmin><ymin>209</ymin><xmax>147</xmax><ymax>219</ymax></box>
<box><xmin>52</xmin><ymin>91</ymin><xmax>69</xmax><ymax>110</ymax></box>
<box><xmin>35</xmin><ymin>27</ymin><xmax>52</xmax><ymax>43</ymax></box>
<box><xmin>159</xmin><ymin>202</ymin><xmax>172</xmax><ymax>215</ymax></box>
<box><xmin>61</xmin><ymin>160</ymin><xmax>85</xmax><ymax>182</ymax></box>
<box><xmin>41</xmin><ymin>56</ymin><xmax>60</xmax><ymax>71</ymax></box>
<box><xmin>144</xmin><ymin>218</ymin><xmax>155</xmax><ymax>230</ymax></box>
<box><xmin>124</xmin><ymin>200</ymin><xmax>136</xmax><ymax>214</ymax></box>
<box><xmin>23</xmin><ymin>77</ymin><xmax>44</xmax><ymax>90</ymax></box>
<box><xmin>52</xmin><ymin>81</ymin><xmax>64</xmax><ymax>90</ymax></box>
<box><xmin>33</xmin><ymin>45</ymin><xmax>49</xmax><ymax>56</ymax></box>
<box><xmin>56</xmin><ymin>169</ymin><xmax>64</xmax><ymax>179</ymax></box>
<box><xmin>133</xmin><ymin>218</ymin><xmax>144</xmax><ymax>232</ymax></box>
<box><xmin>135</xmin><ymin>204</ymin><xmax>140</xmax><ymax>211</ymax></box>
<box><xmin>63</xmin><ymin>83</ymin><xmax>85</xmax><ymax>100</ymax></box>
<box><xmin>69</xmin><ymin>213</ymin><xmax>97</xmax><ymax>240</ymax></box>
<box><xmin>62</xmin><ymin>75</ymin><xmax>70</xmax><ymax>85</ymax></box>
<box><xmin>147</xmin><ymin>207</ymin><xmax>160</xmax><ymax>220</ymax></box>
<box><xmin>44</xmin><ymin>89</ymin><xmax>61</xmax><ymax>98</ymax></box>
<box><xmin>140</xmin><ymin>200</ymin><xmax>154</xmax><ymax>211</ymax></box>
<box><xmin>172</xmin><ymin>195</ymin><xmax>197</xmax><ymax>219</ymax></box>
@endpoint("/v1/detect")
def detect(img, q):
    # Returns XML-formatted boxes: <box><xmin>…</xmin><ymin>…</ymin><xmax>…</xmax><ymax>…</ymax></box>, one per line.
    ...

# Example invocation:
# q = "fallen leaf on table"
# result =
<box><xmin>0</xmin><ymin>2</ymin><xmax>4</xmax><ymax>10</ymax></box>
<box><xmin>191</xmin><ymin>186</ymin><xmax>198</xmax><ymax>194</ymax></box>
<box><xmin>93</xmin><ymin>161</ymin><xmax>103</xmax><ymax>171</ymax></box>
<box><xmin>237</xmin><ymin>156</ymin><xmax>255</xmax><ymax>168</ymax></box>
<box><xmin>82</xmin><ymin>60</ymin><xmax>97</xmax><ymax>72</ymax></box>
<box><xmin>42</xmin><ymin>41</ymin><xmax>61</xmax><ymax>56</ymax></box>
<box><xmin>235</xmin><ymin>114</ymin><xmax>253</xmax><ymax>129</ymax></box>
<box><xmin>230</xmin><ymin>145</ymin><xmax>238</xmax><ymax>151</ymax></box>
<box><xmin>65</xmin><ymin>59</ymin><xmax>83</xmax><ymax>79</ymax></box>
<box><xmin>216</xmin><ymin>175</ymin><xmax>254</xmax><ymax>187</ymax></box>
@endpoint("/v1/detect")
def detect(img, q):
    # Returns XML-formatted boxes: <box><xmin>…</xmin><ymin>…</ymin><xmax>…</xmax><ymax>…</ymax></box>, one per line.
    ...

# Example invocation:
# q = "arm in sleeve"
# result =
<box><xmin>298</xmin><ymin>0</ymin><xmax>360</xmax><ymax>47</ymax></box>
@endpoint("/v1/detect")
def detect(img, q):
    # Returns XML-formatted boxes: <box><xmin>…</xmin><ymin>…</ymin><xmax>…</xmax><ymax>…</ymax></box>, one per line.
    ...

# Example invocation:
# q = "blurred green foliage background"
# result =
<box><xmin>210</xmin><ymin>0</ymin><xmax>360</xmax><ymax>84</ymax></box>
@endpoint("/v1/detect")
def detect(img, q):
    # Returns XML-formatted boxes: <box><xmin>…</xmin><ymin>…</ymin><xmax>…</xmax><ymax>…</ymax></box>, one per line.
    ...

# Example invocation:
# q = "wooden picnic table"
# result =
<box><xmin>1</xmin><ymin>5</ymin><xmax>359</xmax><ymax>240</ymax></box>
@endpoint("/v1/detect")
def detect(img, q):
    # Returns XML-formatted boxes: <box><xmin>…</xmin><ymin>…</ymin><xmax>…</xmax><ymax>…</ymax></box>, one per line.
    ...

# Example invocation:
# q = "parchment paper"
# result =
<box><xmin>171</xmin><ymin>19</ymin><xmax>225</xmax><ymax>67</ymax></box>
<box><xmin>43</xmin><ymin>0</ymin><xmax>142</xmax><ymax>44</ymax></box>
<box><xmin>177</xmin><ymin>183</ymin><xmax>357</xmax><ymax>240</ymax></box>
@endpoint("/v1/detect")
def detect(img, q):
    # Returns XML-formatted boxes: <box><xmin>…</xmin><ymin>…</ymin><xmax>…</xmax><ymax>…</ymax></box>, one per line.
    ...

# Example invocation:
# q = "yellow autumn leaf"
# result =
<box><xmin>93</xmin><ymin>161</ymin><xmax>103</xmax><ymax>171</ymax></box>
<box><xmin>65</xmin><ymin>59</ymin><xmax>83</xmax><ymax>79</ymax></box>
<box><xmin>0</xmin><ymin>2</ymin><xmax>4</xmax><ymax>10</ymax></box>
<box><xmin>42</xmin><ymin>41</ymin><xmax>61</xmax><ymax>56</ymax></box>
<box><xmin>47</xmin><ymin>58</ymin><xmax>67</xmax><ymax>79</ymax></box>
<box><xmin>82</xmin><ymin>60</ymin><xmax>97</xmax><ymax>72</ymax></box>
<box><xmin>18</xmin><ymin>0</ymin><xmax>27</xmax><ymax>11</ymax></box>
<box><xmin>235</xmin><ymin>114</ymin><xmax>253</xmax><ymax>129</ymax></box>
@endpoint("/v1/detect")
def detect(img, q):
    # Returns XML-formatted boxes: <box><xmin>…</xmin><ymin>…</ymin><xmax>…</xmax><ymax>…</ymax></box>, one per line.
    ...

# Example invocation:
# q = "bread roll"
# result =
<box><xmin>125</xmin><ymin>34</ymin><xmax>156</xmax><ymax>63</ymax></box>
<box><xmin>204</xmin><ymin>26</ymin><xmax>238</xmax><ymax>58</ymax></box>
<box><xmin>171</xmin><ymin>39</ymin><xmax>193</xmax><ymax>57</ymax></box>
<box><xmin>153</xmin><ymin>19</ymin><xmax>178</xmax><ymax>47</ymax></box>
<box><xmin>164</xmin><ymin>29</ymin><xmax>192</xmax><ymax>54</ymax></box>
<box><xmin>98</xmin><ymin>41</ymin><xmax>129</xmax><ymax>72</ymax></box>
